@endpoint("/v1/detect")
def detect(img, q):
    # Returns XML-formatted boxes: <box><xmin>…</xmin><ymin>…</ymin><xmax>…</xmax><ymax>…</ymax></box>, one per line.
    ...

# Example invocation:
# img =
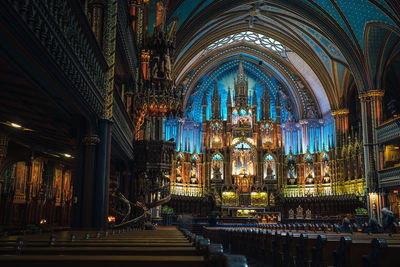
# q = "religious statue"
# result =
<box><xmin>232</xmin><ymin>160</ymin><xmax>237</xmax><ymax>175</ymax></box>
<box><xmin>152</xmin><ymin>56</ymin><xmax>160</xmax><ymax>79</ymax></box>
<box><xmin>288</xmin><ymin>209</ymin><xmax>294</xmax><ymax>219</ymax></box>
<box><xmin>296</xmin><ymin>205</ymin><xmax>304</xmax><ymax>219</ymax></box>
<box><xmin>248</xmin><ymin>160</ymin><xmax>254</xmax><ymax>175</ymax></box>
<box><xmin>288</xmin><ymin>162</ymin><xmax>296</xmax><ymax>180</ymax></box>
<box><xmin>213</xmin><ymin>160</ymin><xmax>222</xmax><ymax>181</ymax></box>
<box><xmin>306</xmin><ymin>162</ymin><xmax>313</xmax><ymax>179</ymax></box>
<box><xmin>176</xmin><ymin>161</ymin><xmax>182</xmax><ymax>183</ymax></box>
<box><xmin>176</xmin><ymin>163</ymin><xmax>181</xmax><ymax>176</ymax></box>
<box><xmin>324</xmin><ymin>161</ymin><xmax>330</xmax><ymax>177</ymax></box>
<box><xmin>266</xmin><ymin>161</ymin><xmax>273</xmax><ymax>178</ymax></box>
<box><xmin>244</xmin><ymin>114</ymin><xmax>251</xmax><ymax>126</ymax></box>
<box><xmin>285</xmin><ymin>102</ymin><xmax>294</xmax><ymax>122</ymax></box>
<box><xmin>239</xmin><ymin>149</ymin><xmax>245</xmax><ymax>169</ymax></box>
<box><xmin>269</xmin><ymin>193</ymin><xmax>275</xmax><ymax>206</ymax></box>
<box><xmin>164</xmin><ymin>48</ymin><xmax>172</xmax><ymax>80</ymax></box>
<box><xmin>305</xmin><ymin>209</ymin><xmax>312</xmax><ymax>220</ymax></box>
<box><xmin>190</xmin><ymin>162</ymin><xmax>196</xmax><ymax>178</ymax></box>
<box><xmin>306</xmin><ymin>100</ymin><xmax>317</xmax><ymax>118</ymax></box>
<box><xmin>323</xmin><ymin>161</ymin><xmax>330</xmax><ymax>183</ymax></box>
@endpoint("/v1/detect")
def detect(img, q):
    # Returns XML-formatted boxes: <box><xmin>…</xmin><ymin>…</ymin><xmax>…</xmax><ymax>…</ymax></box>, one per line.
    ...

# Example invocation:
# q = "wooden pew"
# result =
<box><xmin>361</xmin><ymin>238</ymin><xmax>400</xmax><ymax>267</ymax></box>
<box><xmin>0</xmin><ymin>255</ymin><xmax>206</xmax><ymax>267</ymax></box>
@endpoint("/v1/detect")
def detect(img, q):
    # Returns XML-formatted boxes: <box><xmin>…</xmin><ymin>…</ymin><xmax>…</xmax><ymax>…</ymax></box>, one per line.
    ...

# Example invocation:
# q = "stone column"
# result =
<box><xmin>359</xmin><ymin>90</ymin><xmax>384</xmax><ymax>193</ymax></box>
<box><xmin>332</xmin><ymin>109</ymin><xmax>349</xmax><ymax>147</ymax></box>
<box><xmin>95</xmin><ymin>119</ymin><xmax>112</xmax><ymax>228</ymax></box>
<box><xmin>80</xmin><ymin>134</ymin><xmax>100</xmax><ymax>228</ymax></box>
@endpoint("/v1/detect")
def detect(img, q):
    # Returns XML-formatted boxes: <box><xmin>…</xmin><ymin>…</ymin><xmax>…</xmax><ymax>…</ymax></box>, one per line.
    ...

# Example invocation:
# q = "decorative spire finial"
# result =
<box><xmin>227</xmin><ymin>87</ymin><xmax>232</xmax><ymax>106</ymax></box>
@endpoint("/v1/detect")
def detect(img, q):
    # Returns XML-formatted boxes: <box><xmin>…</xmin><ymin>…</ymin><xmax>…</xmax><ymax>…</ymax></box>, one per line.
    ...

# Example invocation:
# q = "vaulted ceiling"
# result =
<box><xmin>166</xmin><ymin>0</ymin><xmax>400</xmax><ymax>116</ymax></box>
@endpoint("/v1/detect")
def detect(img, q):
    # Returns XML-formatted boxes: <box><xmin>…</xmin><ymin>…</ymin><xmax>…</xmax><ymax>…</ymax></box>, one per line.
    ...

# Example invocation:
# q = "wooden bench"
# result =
<box><xmin>0</xmin><ymin>255</ymin><xmax>206</xmax><ymax>267</ymax></box>
<box><xmin>0</xmin><ymin>226</ymin><xmax>208</xmax><ymax>266</ymax></box>
<box><xmin>203</xmin><ymin>226</ymin><xmax>400</xmax><ymax>267</ymax></box>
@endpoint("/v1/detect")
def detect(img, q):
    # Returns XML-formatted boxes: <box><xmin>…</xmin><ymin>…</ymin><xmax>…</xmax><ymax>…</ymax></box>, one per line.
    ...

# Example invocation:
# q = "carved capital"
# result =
<box><xmin>331</xmin><ymin>109</ymin><xmax>349</xmax><ymax>116</ymax></box>
<box><xmin>359</xmin><ymin>90</ymin><xmax>384</xmax><ymax>100</ymax></box>
<box><xmin>82</xmin><ymin>135</ymin><xmax>100</xmax><ymax>146</ymax></box>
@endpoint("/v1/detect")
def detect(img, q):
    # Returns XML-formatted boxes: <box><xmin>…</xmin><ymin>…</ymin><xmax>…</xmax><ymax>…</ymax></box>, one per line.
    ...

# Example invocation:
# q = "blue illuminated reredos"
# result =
<box><xmin>185</xmin><ymin>58</ymin><xmax>286</xmax><ymax>123</ymax></box>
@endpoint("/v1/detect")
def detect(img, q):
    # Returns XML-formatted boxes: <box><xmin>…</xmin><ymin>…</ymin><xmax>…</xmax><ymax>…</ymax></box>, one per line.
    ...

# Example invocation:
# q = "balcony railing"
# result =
<box><xmin>378</xmin><ymin>166</ymin><xmax>400</xmax><ymax>188</ymax></box>
<box><xmin>377</xmin><ymin>117</ymin><xmax>400</xmax><ymax>144</ymax></box>
<box><xmin>4</xmin><ymin>0</ymin><xmax>108</xmax><ymax>116</ymax></box>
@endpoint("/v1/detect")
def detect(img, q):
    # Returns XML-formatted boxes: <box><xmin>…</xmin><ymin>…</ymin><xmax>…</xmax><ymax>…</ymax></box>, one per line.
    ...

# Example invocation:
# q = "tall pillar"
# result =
<box><xmin>332</xmin><ymin>109</ymin><xmax>349</xmax><ymax>147</ymax></box>
<box><xmin>359</xmin><ymin>90</ymin><xmax>384</xmax><ymax>193</ymax></box>
<box><xmin>94</xmin><ymin>119</ymin><xmax>111</xmax><ymax>228</ymax></box>
<box><xmin>80</xmin><ymin>135</ymin><xmax>100</xmax><ymax>228</ymax></box>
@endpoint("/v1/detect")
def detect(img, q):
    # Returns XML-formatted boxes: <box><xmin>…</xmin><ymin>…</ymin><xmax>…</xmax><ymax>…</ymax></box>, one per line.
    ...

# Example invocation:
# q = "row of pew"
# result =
<box><xmin>0</xmin><ymin>226</ymin><xmax>206</xmax><ymax>267</ymax></box>
<box><xmin>179</xmin><ymin>226</ymin><xmax>248</xmax><ymax>267</ymax></box>
<box><xmin>203</xmin><ymin>227</ymin><xmax>400</xmax><ymax>267</ymax></box>
<box><xmin>258</xmin><ymin>222</ymin><xmax>400</xmax><ymax>234</ymax></box>
<box><xmin>0</xmin><ymin>225</ymin><xmax>251</xmax><ymax>267</ymax></box>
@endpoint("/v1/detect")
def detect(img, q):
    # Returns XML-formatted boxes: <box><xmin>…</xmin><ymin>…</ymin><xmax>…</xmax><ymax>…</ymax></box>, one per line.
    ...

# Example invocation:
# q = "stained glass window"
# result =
<box><xmin>204</xmin><ymin>31</ymin><xmax>286</xmax><ymax>57</ymax></box>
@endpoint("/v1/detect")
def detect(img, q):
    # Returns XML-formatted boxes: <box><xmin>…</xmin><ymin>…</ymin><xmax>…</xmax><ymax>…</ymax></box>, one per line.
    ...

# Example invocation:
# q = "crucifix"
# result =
<box><xmin>237</xmin><ymin>144</ymin><xmax>249</xmax><ymax>168</ymax></box>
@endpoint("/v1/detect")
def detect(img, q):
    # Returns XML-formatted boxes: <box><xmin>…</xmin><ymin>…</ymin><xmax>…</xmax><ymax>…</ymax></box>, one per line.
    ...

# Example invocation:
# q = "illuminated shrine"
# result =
<box><xmin>167</xmin><ymin>59</ymin><xmax>365</xmax><ymax>216</ymax></box>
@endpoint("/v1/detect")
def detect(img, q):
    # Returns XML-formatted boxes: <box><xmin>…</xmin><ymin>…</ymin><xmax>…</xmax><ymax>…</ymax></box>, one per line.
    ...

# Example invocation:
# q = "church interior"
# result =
<box><xmin>0</xmin><ymin>0</ymin><xmax>400</xmax><ymax>266</ymax></box>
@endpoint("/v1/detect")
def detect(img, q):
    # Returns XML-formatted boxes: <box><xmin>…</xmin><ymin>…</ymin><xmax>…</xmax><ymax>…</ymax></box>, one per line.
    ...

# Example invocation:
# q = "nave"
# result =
<box><xmin>1</xmin><ymin>0</ymin><xmax>400</xmax><ymax>266</ymax></box>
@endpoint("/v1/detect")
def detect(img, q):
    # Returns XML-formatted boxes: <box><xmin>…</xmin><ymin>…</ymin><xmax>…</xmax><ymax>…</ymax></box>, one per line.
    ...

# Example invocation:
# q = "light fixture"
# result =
<box><xmin>10</xmin><ymin>123</ymin><xmax>22</xmax><ymax>128</ymax></box>
<box><xmin>1</xmin><ymin>121</ymin><xmax>33</xmax><ymax>131</ymax></box>
<box><xmin>63</xmin><ymin>153</ymin><xmax>72</xmax><ymax>158</ymax></box>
